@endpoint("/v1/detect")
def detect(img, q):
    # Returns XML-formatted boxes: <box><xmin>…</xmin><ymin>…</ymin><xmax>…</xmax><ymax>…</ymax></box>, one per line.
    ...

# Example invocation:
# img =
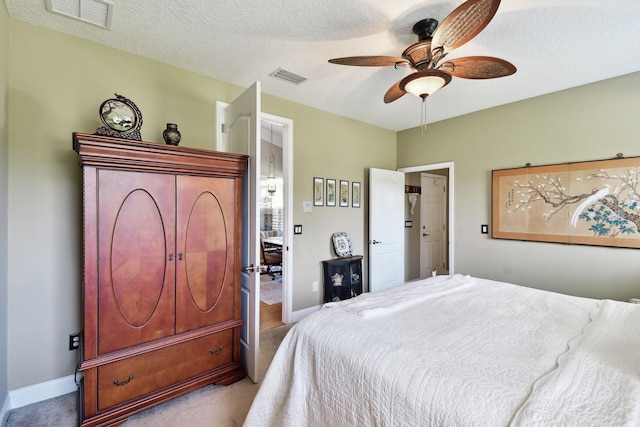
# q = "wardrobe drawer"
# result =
<box><xmin>97</xmin><ymin>329</ymin><xmax>234</xmax><ymax>410</ymax></box>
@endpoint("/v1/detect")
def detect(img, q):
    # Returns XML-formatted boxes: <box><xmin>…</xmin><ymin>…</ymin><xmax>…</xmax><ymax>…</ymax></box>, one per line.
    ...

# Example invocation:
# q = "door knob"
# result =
<box><xmin>369</xmin><ymin>240</ymin><xmax>382</xmax><ymax>245</ymax></box>
<box><xmin>423</xmin><ymin>233</ymin><xmax>430</xmax><ymax>237</ymax></box>
<box><xmin>242</xmin><ymin>264</ymin><xmax>260</xmax><ymax>273</ymax></box>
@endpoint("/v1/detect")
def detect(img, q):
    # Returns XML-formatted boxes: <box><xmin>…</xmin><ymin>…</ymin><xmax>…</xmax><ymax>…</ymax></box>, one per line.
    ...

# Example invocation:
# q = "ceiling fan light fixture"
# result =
<box><xmin>400</xmin><ymin>70</ymin><xmax>452</xmax><ymax>99</ymax></box>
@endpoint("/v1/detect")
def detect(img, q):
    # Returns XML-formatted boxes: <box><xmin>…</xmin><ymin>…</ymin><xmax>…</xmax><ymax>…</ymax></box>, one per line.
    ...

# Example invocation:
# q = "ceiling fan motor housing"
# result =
<box><xmin>412</xmin><ymin>19</ymin><xmax>438</xmax><ymax>41</ymax></box>
<box><xmin>404</xmin><ymin>19</ymin><xmax>444</xmax><ymax>70</ymax></box>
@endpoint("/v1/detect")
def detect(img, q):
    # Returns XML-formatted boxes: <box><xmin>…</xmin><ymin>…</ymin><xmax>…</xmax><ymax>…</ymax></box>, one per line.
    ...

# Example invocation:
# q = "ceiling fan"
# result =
<box><xmin>328</xmin><ymin>0</ymin><xmax>516</xmax><ymax>104</ymax></box>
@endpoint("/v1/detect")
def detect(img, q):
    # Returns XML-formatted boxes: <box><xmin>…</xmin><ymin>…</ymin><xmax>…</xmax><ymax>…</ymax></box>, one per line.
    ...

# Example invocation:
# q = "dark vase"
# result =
<box><xmin>163</xmin><ymin>123</ymin><xmax>181</xmax><ymax>146</ymax></box>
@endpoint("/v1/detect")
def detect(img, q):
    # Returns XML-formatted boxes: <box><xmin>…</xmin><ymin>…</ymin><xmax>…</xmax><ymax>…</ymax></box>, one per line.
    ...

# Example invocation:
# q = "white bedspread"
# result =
<box><xmin>243</xmin><ymin>275</ymin><xmax>640</xmax><ymax>426</ymax></box>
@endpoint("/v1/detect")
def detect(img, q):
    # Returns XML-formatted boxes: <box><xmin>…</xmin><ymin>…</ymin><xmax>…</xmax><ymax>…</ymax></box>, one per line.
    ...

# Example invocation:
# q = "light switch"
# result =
<box><xmin>294</xmin><ymin>224</ymin><xmax>303</xmax><ymax>235</ymax></box>
<box><xmin>481</xmin><ymin>224</ymin><xmax>488</xmax><ymax>234</ymax></box>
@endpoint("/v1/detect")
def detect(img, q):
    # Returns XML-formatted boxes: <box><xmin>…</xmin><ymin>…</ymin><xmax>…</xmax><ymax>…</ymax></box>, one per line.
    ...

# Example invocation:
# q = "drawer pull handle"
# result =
<box><xmin>113</xmin><ymin>374</ymin><xmax>134</xmax><ymax>387</ymax></box>
<box><xmin>209</xmin><ymin>345</ymin><xmax>223</xmax><ymax>356</ymax></box>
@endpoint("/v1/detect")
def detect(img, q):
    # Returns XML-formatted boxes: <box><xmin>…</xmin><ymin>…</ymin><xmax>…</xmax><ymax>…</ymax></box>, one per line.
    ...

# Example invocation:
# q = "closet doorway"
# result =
<box><xmin>399</xmin><ymin>162</ymin><xmax>454</xmax><ymax>280</ymax></box>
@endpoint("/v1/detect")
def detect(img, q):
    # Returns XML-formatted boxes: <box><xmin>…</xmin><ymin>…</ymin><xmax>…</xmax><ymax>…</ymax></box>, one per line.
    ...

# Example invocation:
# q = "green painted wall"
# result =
<box><xmin>398</xmin><ymin>72</ymin><xmax>640</xmax><ymax>301</ymax></box>
<box><xmin>6</xmin><ymin>20</ymin><xmax>395</xmax><ymax>390</ymax></box>
<box><xmin>0</xmin><ymin>1</ymin><xmax>10</xmax><ymax>409</ymax></box>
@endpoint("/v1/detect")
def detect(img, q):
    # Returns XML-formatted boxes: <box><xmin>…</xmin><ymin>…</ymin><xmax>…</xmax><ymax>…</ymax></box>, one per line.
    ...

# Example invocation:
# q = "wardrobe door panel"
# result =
<box><xmin>97</xmin><ymin>169</ymin><xmax>176</xmax><ymax>354</ymax></box>
<box><xmin>175</xmin><ymin>175</ymin><xmax>238</xmax><ymax>333</ymax></box>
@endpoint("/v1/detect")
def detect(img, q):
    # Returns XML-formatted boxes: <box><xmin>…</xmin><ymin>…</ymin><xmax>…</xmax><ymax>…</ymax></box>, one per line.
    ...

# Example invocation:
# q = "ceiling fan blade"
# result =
<box><xmin>439</xmin><ymin>56</ymin><xmax>516</xmax><ymax>79</ymax></box>
<box><xmin>329</xmin><ymin>56</ymin><xmax>410</xmax><ymax>67</ymax></box>
<box><xmin>432</xmin><ymin>0</ymin><xmax>501</xmax><ymax>55</ymax></box>
<box><xmin>384</xmin><ymin>80</ymin><xmax>406</xmax><ymax>103</ymax></box>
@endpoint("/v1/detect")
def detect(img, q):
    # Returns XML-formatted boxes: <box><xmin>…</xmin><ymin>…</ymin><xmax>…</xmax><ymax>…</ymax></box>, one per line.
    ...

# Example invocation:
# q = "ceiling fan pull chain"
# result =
<box><xmin>421</xmin><ymin>98</ymin><xmax>428</xmax><ymax>135</ymax></box>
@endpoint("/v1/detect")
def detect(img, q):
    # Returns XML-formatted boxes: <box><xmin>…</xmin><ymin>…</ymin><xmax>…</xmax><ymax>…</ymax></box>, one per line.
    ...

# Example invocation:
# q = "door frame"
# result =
<box><xmin>398</xmin><ymin>162</ymin><xmax>455</xmax><ymax>275</ymax></box>
<box><xmin>216</xmin><ymin>103</ymin><xmax>294</xmax><ymax>324</ymax></box>
<box><xmin>261</xmin><ymin>113</ymin><xmax>293</xmax><ymax>324</ymax></box>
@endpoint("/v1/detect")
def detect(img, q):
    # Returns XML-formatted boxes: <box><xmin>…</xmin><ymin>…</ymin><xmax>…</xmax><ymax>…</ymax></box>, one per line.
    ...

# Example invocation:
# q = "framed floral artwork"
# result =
<box><xmin>492</xmin><ymin>156</ymin><xmax>640</xmax><ymax>248</ymax></box>
<box><xmin>313</xmin><ymin>177</ymin><xmax>324</xmax><ymax>206</ymax></box>
<box><xmin>326</xmin><ymin>179</ymin><xmax>336</xmax><ymax>207</ymax></box>
<box><xmin>352</xmin><ymin>182</ymin><xmax>361</xmax><ymax>208</ymax></box>
<box><xmin>339</xmin><ymin>180</ymin><xmax>349</xmax><ymax>207</ymax></box>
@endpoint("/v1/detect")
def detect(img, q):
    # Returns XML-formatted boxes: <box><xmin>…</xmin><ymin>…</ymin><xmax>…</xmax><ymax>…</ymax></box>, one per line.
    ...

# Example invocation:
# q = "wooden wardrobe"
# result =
<box><xmin>73</xmin><ymin>133</ymin><xmax>248</xmax><ymax>426</ymax></box>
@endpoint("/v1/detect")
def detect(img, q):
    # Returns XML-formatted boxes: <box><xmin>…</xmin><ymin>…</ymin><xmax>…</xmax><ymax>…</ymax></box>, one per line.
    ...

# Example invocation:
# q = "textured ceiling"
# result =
<box><xmin>5</xmin><ymin>0</ymin><xmax>640</xmax><ymax>131</ymax></box>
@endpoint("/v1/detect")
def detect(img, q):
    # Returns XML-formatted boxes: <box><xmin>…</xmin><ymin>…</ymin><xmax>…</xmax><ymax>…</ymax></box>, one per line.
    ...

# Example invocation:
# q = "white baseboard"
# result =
<box><xmin>1</xmin><ymin>392</ymin><xmax>10</xmax><ymax>427</ymax></box>
<box><xmin>8</xmin><ymin>374</ymin><xmax>78</xmax><ymax>410</ymax></box>
<box><xmin>289</xmin><ymin>304</ymin><xmax>320</xmax><ymax>323</ymax></box>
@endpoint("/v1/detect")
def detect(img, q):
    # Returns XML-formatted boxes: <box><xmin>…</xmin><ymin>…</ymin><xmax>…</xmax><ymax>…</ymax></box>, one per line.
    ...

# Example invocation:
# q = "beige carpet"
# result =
<box><xmin>6</xmin><ymin>324</ymin><xmax>293</xmax><ymax>427</ymax></box>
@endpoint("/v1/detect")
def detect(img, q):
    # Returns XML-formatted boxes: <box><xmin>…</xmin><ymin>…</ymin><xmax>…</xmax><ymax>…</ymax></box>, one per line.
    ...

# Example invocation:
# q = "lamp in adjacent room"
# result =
<box><xmin>266</xmin><ymin>123</ymin><xmax>277</xmax><ymax>196</ymax></box>
<box><xmin>267</xmin><ymin>149</ymin><xmax>276</xmax><ymax>196</ymax></box>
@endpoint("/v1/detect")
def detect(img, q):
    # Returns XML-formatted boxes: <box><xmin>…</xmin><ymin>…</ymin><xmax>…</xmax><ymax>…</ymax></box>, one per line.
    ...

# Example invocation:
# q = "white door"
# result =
<box><xmin>220</xmin><ymin>82</ymin><xmax>261</xmax><ymax>382</ymax></box>
<box><xmin>420</xmin><ymin>173</ymin><xmax>447</xmax><ymax>277</ymax></box>
<box><xmin>369</xmin><ymin>168</ymin><xmax>405</xmax><ymax>292</ymax></box>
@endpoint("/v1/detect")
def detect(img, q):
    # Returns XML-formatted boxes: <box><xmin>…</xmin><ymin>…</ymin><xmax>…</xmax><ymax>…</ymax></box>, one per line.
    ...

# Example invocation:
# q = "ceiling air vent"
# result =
<box><xmin>45</xmin><ymin>0</ymin><xmax>114</xmax><ymax>29</ymax></box>
<box><xmin>269</xmin><ymin>68</ymin><xmax>308</xmax><ymax>85</ymax></box>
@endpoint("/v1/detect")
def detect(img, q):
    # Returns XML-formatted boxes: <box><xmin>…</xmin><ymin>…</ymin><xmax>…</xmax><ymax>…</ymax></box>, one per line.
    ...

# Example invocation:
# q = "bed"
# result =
<box><xmin>243</xmin><ymin>274</ymin><xmax>640</xmax><ymax>426</ymax></box>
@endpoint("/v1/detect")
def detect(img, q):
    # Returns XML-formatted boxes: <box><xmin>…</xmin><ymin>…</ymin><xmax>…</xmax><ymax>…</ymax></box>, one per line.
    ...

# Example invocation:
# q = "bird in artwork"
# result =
<box><xmin>571</xmin><ymin>185</ymin><xmax>610</xmax><ymax>227</ymax></box>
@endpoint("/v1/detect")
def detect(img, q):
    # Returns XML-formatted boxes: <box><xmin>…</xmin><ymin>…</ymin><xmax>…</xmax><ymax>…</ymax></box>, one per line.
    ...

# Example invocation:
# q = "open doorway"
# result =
<box><xmin>216</xmin><ymin>99</ymin><xmax>293</xmax><ymax>338</ymax></box>
<box><xmin>399</xmin><ymin>162</ymin><xmax>454</xmax><ymax>280</ymax></box>
<box><xmin>259</xmin><ymin>121</ymin><xmax>285</xmax><ymax>331</ymax></box>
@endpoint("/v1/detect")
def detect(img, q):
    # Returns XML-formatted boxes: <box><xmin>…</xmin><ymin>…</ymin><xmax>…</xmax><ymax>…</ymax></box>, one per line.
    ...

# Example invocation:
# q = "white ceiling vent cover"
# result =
<box><xmin>45</xmin><ymin>0</ymin><xmax>114</xmax><ymax>29</ymax></box>
<box><xmin>269</xmin><ymin>68</ymin><xmax>308</xmax><ymax>85</ymax></box>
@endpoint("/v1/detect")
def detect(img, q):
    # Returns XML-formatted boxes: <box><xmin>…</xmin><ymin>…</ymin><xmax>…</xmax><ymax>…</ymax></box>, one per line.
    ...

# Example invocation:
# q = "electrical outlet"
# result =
<box><xmin>312</xmin><ymin>281</ymin><xmax>318</xmax><ymax>292</ymax></box>
<box><xmin>69</xmin><ymin>333</ymin><xmax>81</xmax><ymax>351</ymax></box>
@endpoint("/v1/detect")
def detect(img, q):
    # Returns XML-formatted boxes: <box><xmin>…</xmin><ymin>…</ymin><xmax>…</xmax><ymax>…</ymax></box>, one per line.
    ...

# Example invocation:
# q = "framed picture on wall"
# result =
<box><xmin>313</xmin><ymin>177</ymin><xmax>324</xmax><ymax>206</ymax></box>
<box><xmin>339</xmin><ymin>180</ymin><xmax>349</xmax><ymax>207</ymax></box>
<box><xmin>352</xmin><ymin>182</ymin><xmax>361</xmax><ymax>208</ymax></box>
<box><xmin>326</xmin><ymin>179</ymin><xmax>336</xmax><ymax>207</ymax></box>
<box><xmin>492</xmin><ymin>155</ymin><xmax>640</xmax><ymax>249</ymax></box>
